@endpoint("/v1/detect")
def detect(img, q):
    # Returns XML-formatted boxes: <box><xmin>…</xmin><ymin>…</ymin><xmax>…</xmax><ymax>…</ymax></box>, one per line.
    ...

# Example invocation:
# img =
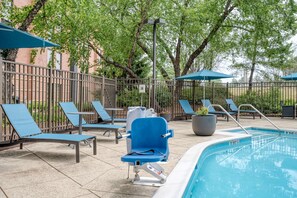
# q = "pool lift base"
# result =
<box><xmin>130</xmin><ymin>163</ymin><xmax>167</xmax><ymax>186</ymax></box>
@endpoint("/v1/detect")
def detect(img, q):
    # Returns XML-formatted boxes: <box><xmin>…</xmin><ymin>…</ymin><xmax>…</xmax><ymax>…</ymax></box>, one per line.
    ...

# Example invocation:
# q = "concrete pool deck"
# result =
<box><xmin>0</xmin><ymin>117</ymin><xmax>296</xmax><ymax>198</ymax></box>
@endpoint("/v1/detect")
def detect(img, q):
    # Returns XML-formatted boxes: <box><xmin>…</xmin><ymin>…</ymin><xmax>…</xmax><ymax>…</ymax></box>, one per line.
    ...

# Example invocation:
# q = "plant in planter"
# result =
<box><xmin>192</xmin><ymin>106</ymin><xmax>216</xmax><ymax>136</ymax></box>
<box><xmin>159</xmin><ymin>110</ymin><xmax>171</xmax><ymax>122</ymax></box>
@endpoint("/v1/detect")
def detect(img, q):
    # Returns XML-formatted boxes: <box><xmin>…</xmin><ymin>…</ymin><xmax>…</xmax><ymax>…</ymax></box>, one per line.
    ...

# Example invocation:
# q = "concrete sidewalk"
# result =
<box><xmin>0</xmin><ymin>117</ymin><xmax>296</xmax><ymax>198</ymax></box>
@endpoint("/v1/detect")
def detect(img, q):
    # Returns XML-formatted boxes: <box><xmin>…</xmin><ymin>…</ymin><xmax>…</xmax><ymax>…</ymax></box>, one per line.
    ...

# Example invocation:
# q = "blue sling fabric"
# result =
<box><xmin>201</xmin><ymin>99</ymin><xmax>237</xmax><ymax>115</ymax></box>
<box><xmin>226</xmin><ymin>99</ymin><xmax>257</xmax><ymax>113</ymax></box>
<box><xmin>1</xmin><ymin>104</ymin><xmax>95</xmax><ymax>142</ymax></box>
<box><xmin>92</xmin><ymin>101</ymin><xmax>126</xmax><ymax>122</ymax></box>
<box><xmin>2</xmin><ymin>104</ymin><xmax>42</xmax><ymax>137</ymax></box>
<box><xmin>91</xmin><ymin>101</ymin><xmax>111</xmax><ymax>121</ymax></box>
<box><xmin>178</xmin><ymin>100</ymin><xmax>196</xmax><ymax>115</ymax></box>
<box><xmin>226</xmin><ymin>99</ymin><xmax>238</xmax><ymax>111</ymax></box>
<box><xmin>59</xmin><ymin>102</ymin><xmax>124</xmax><ymax>129</ymax></box>
<box><xmin>59</xmin><ymin>102</ymin><xmax>87</xmax><ymax>126</ymax></box>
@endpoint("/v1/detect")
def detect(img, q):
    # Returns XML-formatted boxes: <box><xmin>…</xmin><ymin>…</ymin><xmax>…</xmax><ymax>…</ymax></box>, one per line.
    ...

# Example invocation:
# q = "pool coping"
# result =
<box><xmin>153</xmin><ymin>128</ymin><xmax>251</xmax><ymax>198</ymax></box>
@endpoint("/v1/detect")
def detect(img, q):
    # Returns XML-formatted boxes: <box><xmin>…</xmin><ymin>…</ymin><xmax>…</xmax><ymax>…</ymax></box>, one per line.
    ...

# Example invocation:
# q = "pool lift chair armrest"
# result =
<box><xmin>117</xmin><ymin>131</ymin><xmax>131</xmax><ymax>140</ymax></box>
<box><xmin>161</xmin><ymin>129</ymin><xmax>174</xmax><ymax>138</ymax></box>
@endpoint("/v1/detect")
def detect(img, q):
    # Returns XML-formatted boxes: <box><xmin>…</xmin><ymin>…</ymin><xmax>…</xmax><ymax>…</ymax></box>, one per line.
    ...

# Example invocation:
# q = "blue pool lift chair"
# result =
<box><xmin>59</xmin><ymin>102</ymin><xmax>125</xmax><ymax>144</ymax></box>
<box><xmin>178</xmin><ymin>100</ymin><xmax>196</xmax><ymax>119</ymax></box>
<box><xmin>201</xmin><ymin>99</ymin><xmax>237</xmax><ymax>122</ymax></box>
<box><xmin>91</xmin><ymin>100</ymin><xmax>126</xmax><ymax>123</ymax></box>
<box><xmin>1</xmin><ymin>104</ymin><xmax>96</xmax><ymax>163</ymax></box>
<box><xmin>226</xmin><ymin>99</ymin><xmax>260</xmax><ymax>119</ymax></box>
<box><xmin>121</xmin><ymin>117</ymin><xmax>173</xmax><ymax>186</ymax></box>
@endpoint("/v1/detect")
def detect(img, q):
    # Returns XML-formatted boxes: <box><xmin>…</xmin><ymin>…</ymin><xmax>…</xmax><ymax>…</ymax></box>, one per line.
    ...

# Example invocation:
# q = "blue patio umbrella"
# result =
<box><xmin>176</xmin><ymin>69</ymin><xmax>233</xmax><ymax>81</ymax></box>
<box><xmin>176</xmin><ymin>69</ymin><xmax>233</xmax><ymax>101</ymax></box>
<box><xmin>281</xmin><ymin>73</ymin><xmax>297</xmax><ymax>81</ymax></box>
<box><xmin>0</xmin><ymin>22</ymin><xmax>59</xmax><ymax>49</ymax></box>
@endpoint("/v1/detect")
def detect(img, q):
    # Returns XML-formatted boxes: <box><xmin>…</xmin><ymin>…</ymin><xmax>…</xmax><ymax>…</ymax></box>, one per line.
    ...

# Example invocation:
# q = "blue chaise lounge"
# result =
<box><xmin>1</xmin><ymin>104</ymin><xmax>96</xmax><ymax>163</ymax></box>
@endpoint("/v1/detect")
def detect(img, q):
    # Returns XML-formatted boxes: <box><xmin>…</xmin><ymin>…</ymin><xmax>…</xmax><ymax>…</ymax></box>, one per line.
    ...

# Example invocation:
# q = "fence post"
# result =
<box><xmin>261</xmin><ymin>82</ymin><xmax>264</xmax><ymax>112</ymax></box>
<box><xmin>70</xmin><ymin>64</ymin><xmax>78</xmax><ymax>102</ymax></box>
<box><xmin>171</xmin><ymin>80</ymin><xmax>175</xmax><ymax>120</ymax></box>
<box><xmin>226</xmin><ymin>82</ymin><xmax>229</xmax><ymax>99</ymax></box>
<box><xmin>148</xmin><ymin>78</ymin><xmax>151</xmax><ymax>108</ymax></box>
<box><xmin>0</xmin><ymin>57</ymin><xmax>3</xmax><ymax>140</ymax></box>
<box><xmin>211</xmin><ymin>82</ymin><xmax>214</xmax><ymax>102</ymax></box>
<box><xmin>114</xmin><ymin>77</ymin><xmax>117</xmax><ymax>107</ymax></box>
<box><xmin>192</xmin><ymin>81</ymin><xmax>195</xmax><ymax>111</ymax></box>
<box><xmin>48</xmin><ymin>67</ymin><xmax>53</xmax><ymax>132</ymax></box>
<box><xmin>79</xmin><ymin>73</ymin><xmax>83</xmax><ymax>111</ymax></box>
<box><xmin>101</xmin><ymin>76</ymin><xmax>105</xmax><ymax>106</ymax></box>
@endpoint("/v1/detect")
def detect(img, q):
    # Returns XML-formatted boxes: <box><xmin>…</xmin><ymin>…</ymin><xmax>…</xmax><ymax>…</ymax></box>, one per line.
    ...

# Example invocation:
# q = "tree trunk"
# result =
<box><xmin>248</xmin><ymin>29</ymin><xmax>259</xmax><ymax>91</ymax></box>
<box><xmin>6</xmin><ymin>0</ymin><xmax>48</xmax><ymax>61</ymax></box>
<box><xmin>3</xmin><ymin>0</ymin><xmax>48</xmax><ymax>105</ymax></box>
<box><xmin>88</xmin><ymin>42</ymin><xmax>139</xmax><ymax>79</ymax></box>
<box><xmin>182</xmin><ymin>0</ymin><xmax>235</xmax><ymax>76</ymax></box>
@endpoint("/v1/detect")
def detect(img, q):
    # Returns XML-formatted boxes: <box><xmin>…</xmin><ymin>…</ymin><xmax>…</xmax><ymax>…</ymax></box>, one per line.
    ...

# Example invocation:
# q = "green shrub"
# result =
<box><xmin>117</xmin><ymin>88</ymin><xmax>148</xmax><ymax>107</ymax></box>
<box><xmin>236</xmin><ymin>88</ymin><xmax>282</xmax><ymax>114</ymax></box>
<box><xmin>156</xmin><ymin>87</ymin><xmax>172</xmax><ymax>108</ymax></box>
<box><xmin>180</xmin><ymin>83</ymin><xmax>228</xmax><ymax>107</ymax></box>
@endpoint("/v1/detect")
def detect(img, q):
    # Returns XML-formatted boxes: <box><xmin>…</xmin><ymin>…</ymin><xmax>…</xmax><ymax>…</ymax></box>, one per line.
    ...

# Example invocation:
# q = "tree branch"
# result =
<box><xmin>182</xmin><ymin>0</ymin><xmax>236</xmax><ymax>76</ymax></box>
<box><xmin>88</xmin><ymin>41</ymin><xmax>139</xmax><ymax>79</ymax></box>
<box><xmin>158</xmin><ymin>36</ymin><xmax>175</xmax><ymax>66</ymax></box>
<box><xmin>127</xmin><ymin>1</ymin><xmax>152</xmax><ymax>68</ymax></box>
<box><xmin>19</xmin><ymin>0</ymin><xmax>48</xmax><ymax>31</ymax></box>
<box><xmin>221</xmin><ymin>24</ymin><xmax>253</xmax><ymax>32</ymax></box>
<box><xmin>6</xmin><ymin>0</ymin><xmax>48</xmax><ymax>61</ymax></box>
<box><xmin>137</xmin><ymin>39</ymin><xmax>170</xmax><ymax>80</ymax></box>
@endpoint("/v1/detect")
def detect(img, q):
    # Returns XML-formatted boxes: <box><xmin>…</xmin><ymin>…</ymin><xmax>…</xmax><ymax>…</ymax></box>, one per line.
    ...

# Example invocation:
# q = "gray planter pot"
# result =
<box><xmin>160</xmin><ymin>113</ymin><xmax>171</xmax><ymax>122</ymax></box>
<box><xmin>192</xmin><ymin>114</ymin><xmax>216</xmax><ymax>136</ymax></box>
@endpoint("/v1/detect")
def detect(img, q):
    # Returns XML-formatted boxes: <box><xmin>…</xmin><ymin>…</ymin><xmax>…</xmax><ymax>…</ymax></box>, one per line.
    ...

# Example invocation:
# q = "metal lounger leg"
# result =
<box><xmin>76</xmin><ymin>142</ymin><xmax>80</xmax><ymax>163</ymax></box>
<box><xmin>103</xmin><ymin>130</ymin><xmax>111</xmax><ymax>137</ymax></box>
<box><xmin>115</xmin><ymin>130</ymin><xmax>119</xmax><ymax>144</ymax></box>
<box><xmin>93</xmin><ymin>138</ymin><xmax>97</xmax><ymax>155</ymax></box>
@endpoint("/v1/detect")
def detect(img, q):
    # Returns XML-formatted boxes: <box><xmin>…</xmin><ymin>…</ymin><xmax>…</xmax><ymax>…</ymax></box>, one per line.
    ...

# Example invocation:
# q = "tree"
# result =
<box><xmin>2</xmin><ymin>0</ymin><xmax>48</xmax><ymax>61</ymax></box>
<box><xmin>228</xmin><ymin>0</ymin><xmax>296</xmax><ymax>90</ymax></box>
<box><xmin>8</xmin><ymin>0</ymin><xmax>297</xmax><ymax>83</ymax></box>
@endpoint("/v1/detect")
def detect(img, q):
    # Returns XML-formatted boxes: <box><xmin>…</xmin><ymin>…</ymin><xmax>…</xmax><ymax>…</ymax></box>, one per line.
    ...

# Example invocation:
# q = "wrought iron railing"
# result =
<box><xmin>2</xmin><ymin>60</ymin><xmax>297</xmax><ymax>142</ymax></box>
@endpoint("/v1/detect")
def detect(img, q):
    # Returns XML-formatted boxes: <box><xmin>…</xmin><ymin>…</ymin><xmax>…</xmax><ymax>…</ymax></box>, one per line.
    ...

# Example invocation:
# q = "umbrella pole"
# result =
<box><xmin>203</xmin><ymin>76</ymin><xmax>206</xmax><ymax>101</ymax></box>
<box><xmin>203</xmin><ymin>81</ymin><xmax>205</xmax><ymax>101</ymax></box>
<box><xmin>192</xmin><ymin>81</ymin><xmax>195</xmax><ymax>111</ymax></box>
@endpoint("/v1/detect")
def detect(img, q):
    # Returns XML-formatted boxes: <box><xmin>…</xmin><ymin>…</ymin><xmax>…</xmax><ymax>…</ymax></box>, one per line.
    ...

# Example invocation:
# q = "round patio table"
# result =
<box><xmin>67</xmin><ymin>112</ymin><xmax>94</xmax><ymax>134</ymax></box>
<box><xmin>105</xmin><ymin>108</ymin><xmax>123</xmax><ymax>124</ymax></box>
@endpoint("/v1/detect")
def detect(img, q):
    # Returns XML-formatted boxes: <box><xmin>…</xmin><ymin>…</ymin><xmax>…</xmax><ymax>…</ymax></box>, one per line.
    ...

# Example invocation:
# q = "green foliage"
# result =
<box><xmin>156</xmin><ymin>86</ymin><xmax>172</xmax><ymax>109</ymax></box>
<box><xmin>236</xmin><ymin>88</ymin><xmax>282</xmax><ymax>114</ymax></box>
<box><xmin>282</xmin><ymin>99</ymin><xmax>296</xmax><ymax>106</ymax></box>
<box><xmin>196</xmin><ymin>106</ymin><xmax>209</xmax><ymax>116</ymax></box>
<box><xmin>180</xmin><ymin>83</ymin><xmax>227</xmax><ymax>105</ymax></box>
<box><xmin>6</xmin><ymin>0</ymin><xmax>297</xmax><ymax>82</ymax></box>
<box><xmin>82</xmin><ymin>102</ymin><xmax>93</xmax><ymax>111</ymax></box>
<box><xmin>28</xmin><ymin>102</ymin><xmax>48</xmax><ymax>112</ymax></box>
<box><xmin>27</xmin><ymin>102</ymin><xmax>66</xmax><ymax>122</ymax></box>
<box><xmin>117</xmin><ymin>88</ymin><xmax>148</xmax><ymax>107</ymax></box>
<box><xmin>229</xmin><ymin>0</ymin><xmax>296</xmax><ymax>83</ymax></box>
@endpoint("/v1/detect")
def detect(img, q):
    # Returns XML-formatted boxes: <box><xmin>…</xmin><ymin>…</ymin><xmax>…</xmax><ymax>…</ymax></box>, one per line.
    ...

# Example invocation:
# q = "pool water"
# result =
<box><xmin>183</xmin><ymin>128</ymin><xmax>297</xmax><ymax>198</ymax></box>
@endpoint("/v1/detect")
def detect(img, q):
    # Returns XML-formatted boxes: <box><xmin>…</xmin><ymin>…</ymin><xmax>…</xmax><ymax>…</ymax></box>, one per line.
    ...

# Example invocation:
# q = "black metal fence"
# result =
<box><xmin>2</xmin><ymin>60</ymin><xmax>297</xmax><ymax>142</ymax></box>
<box><xmin>117</xmin><ymin>79</ymin><xmax>297</xmax><ymax>118</ymax></box>
<box><xmin>0</xmin><ymin>60</ymin><xmax>116</xmax><ymax>142</ymax></box>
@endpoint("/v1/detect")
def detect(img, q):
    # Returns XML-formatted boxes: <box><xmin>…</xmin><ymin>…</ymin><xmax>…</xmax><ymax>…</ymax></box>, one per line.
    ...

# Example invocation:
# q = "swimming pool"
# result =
<box><xmin>154</xmin><ymin>127</ymin><xmax>297</xmax><ymax>198</ymax></box>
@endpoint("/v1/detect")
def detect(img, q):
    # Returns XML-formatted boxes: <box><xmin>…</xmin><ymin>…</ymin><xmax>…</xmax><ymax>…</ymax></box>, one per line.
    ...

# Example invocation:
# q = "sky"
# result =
<box><xmin>216</xmin><ymin>34</ymin><xmax>297</xmax><ymax>83</ymax></box>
